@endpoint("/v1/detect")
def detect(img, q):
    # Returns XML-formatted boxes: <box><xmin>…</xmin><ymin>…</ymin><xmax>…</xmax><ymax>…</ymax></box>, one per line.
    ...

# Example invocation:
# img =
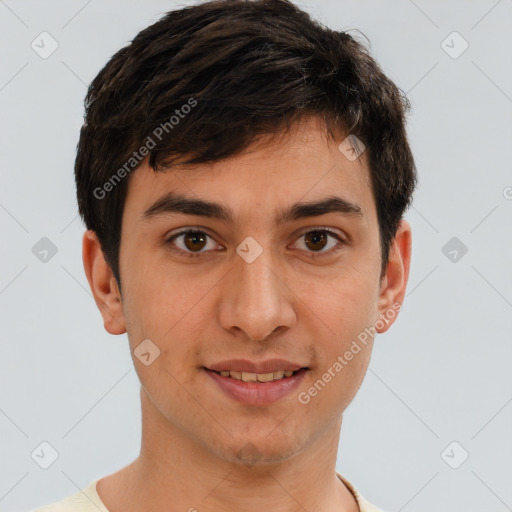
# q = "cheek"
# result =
<box><xmin>120</xmin><ymin>253</ymin><xmax>178</xmax><ymax>318</ymax></box>
<box><xmin>300</xmin><ymin>269</ymin><xmax>377</xmax><ymax>399</ymax></box>
<box><xmin>306</xmin><ymin>330</ymin><xmax>373</xmax><ymax>418</ymax></box>
<box><xmin>120</xmin><ymin>259</ymin><xmax>217</xmax><ymax>359</ymax></box>
<box><xmin>304</xmin><ymin>268</ymin><xmax>378</xmax><ymax>337</ymax></box>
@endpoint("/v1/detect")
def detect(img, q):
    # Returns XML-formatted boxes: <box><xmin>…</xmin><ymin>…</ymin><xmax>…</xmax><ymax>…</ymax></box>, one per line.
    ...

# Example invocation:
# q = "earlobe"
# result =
<box><xmin>375</xmin><ymin>219</ymin><xmax>412</xmax><ymax>334</ymax></box>
<box><xmin>82</xmin><ymin>230</ymin><xmax>127</xmax><ymax>335</ymax></box>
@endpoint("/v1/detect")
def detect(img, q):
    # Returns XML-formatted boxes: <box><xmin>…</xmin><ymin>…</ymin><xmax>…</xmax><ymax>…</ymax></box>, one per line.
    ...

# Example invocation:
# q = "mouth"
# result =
<box><xmin>203</xmin><ymin>365</ymin><xmax>309</xmax><ymax>405</ymax></box>
<box><xmin>205</xmin><ymin>368</ymin><xmax>309</xmax><ymax>383</ymax></box>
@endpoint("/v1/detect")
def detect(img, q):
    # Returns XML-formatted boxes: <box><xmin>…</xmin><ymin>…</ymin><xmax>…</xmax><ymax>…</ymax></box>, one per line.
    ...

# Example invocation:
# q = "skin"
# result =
<box><xmin>83</xmin><ymin>116</ymin><xmax>411</xmax><ymax>512</ymax></box>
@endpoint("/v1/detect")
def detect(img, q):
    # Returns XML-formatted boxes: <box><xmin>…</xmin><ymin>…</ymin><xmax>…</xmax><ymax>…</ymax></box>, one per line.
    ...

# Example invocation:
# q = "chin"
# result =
<box><xmin>217</xmin><ymin>436</ymin><xmax>302</xmax><ymax>467</ymax></box>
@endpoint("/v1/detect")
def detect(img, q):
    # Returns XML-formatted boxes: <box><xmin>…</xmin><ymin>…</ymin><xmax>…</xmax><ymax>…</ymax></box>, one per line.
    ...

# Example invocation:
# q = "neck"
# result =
<box><xmin>97</xmin><ymin>388</ymin><xmax>359</xmax><ymax>512</ymax></box>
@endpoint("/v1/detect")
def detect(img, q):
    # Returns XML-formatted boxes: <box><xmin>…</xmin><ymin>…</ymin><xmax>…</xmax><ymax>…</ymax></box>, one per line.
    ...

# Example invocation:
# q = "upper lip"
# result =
<box><xmin>206</xmin><ymin>359</ymin><xmax>307</xmax><ymax>374</ymax></box>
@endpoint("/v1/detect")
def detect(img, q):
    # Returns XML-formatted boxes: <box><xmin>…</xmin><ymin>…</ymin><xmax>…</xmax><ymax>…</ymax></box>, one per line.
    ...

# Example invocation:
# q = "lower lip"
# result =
<box><xmin>204</xmin><ymin>368</ymin><xmax>308</xmax><ymax>406</ymax></box>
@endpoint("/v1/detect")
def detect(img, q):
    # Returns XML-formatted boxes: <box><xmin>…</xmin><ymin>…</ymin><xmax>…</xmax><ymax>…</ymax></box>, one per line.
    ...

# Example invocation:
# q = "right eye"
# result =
<box><xmin>165</xmin><ymin>229</ymin><xmax>223</xmax><ymax>257</ymax></box>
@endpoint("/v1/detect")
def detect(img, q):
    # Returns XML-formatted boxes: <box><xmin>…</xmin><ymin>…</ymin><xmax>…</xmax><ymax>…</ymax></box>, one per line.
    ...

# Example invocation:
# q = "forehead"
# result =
<box><xmin>122</xmin><ymin>118</ymin><xmax>375</xmax><ymax>228</ymax></box>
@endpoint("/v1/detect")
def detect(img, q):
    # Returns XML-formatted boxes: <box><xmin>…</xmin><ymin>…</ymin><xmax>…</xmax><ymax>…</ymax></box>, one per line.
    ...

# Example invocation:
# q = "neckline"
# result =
<box><xmin>336</xmin><ymin>472</ymin><xmax>362</xmax><ymax>512</ymax></box>
<box><xmin>88</xmin><ymin>472</ymin><xmax>363</xmax><ymax>512</ymax></box>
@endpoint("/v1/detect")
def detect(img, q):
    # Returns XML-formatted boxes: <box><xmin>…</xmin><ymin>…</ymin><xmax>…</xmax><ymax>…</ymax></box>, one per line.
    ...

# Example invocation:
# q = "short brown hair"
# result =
<box><xmin>75</xmin><ymin>0</ymin><xmax>417</xmax><ymax>288</ymax></box>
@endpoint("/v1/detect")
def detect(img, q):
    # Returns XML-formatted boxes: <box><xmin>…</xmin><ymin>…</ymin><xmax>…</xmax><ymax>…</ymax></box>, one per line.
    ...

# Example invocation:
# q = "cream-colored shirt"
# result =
<box><xmin>31</xmin><ymin>473</ymin><xmax>385</xmax><ymax>512</ymax></box>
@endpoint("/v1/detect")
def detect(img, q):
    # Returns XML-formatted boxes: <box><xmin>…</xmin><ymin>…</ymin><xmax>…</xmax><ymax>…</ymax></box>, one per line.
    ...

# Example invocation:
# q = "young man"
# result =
<box><xmin>34</xmin><ymin>0</ymin><xmax>416</xmax><ymax>510</ymax></box>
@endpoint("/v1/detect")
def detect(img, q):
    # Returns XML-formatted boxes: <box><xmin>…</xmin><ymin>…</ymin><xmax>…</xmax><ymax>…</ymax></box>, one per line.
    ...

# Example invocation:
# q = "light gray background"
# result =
<box><xmin>1</xmin><ymin>1</ymin><xmax>511</xmax><ymax>511</ymax></box>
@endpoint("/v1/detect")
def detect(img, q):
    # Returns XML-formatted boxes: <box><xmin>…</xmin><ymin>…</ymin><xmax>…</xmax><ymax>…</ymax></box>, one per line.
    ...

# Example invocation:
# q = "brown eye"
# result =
<box><xmin>183</xmin><ymin>231</ymin><xmax>208</xmax><ymax>252</ymax></box>
<box><xmin>166</xmin><ymin>229</ymin><xmax>219</xmax><ymax>257</ymax></box>
<box><xmin>304</xmin><ymin>231</ymin><xmax>328</xmax><ymax>251</ymax></box>
<box><xmin>292</xmin><ymin>228</ymin><xmax>346</xmax><ymax>257</ymax></box>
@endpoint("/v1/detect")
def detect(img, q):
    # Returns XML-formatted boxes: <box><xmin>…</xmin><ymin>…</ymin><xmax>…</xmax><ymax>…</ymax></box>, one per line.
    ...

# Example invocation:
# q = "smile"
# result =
<box><xmin>214</xmin><ymin>369</ymin><xmax>300</xmax><ymax>382</ymax></box>
<box><xmin>204</xmin><ymin>367</ymin><xmax>309</xmax><ymax>405</ymax></box>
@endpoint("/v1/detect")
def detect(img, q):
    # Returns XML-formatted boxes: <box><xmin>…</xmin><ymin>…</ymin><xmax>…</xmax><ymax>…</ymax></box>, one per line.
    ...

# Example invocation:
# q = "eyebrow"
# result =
<box><xmin>141</xmin><ymin>192</ymin><xmax>364</xmax><ymax>225</ymax></box>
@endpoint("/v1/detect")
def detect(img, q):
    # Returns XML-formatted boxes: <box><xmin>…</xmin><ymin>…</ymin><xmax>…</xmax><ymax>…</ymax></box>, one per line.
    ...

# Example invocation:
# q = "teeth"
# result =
<box><xmin>217</xmin><ymin>369</ymin><xmax>298</xmax><ymax>382</ymax></box>
<box><xmin>252</xmin><ymin>372</ymin><xmax>274</xmax><ymax>382</ymax></box>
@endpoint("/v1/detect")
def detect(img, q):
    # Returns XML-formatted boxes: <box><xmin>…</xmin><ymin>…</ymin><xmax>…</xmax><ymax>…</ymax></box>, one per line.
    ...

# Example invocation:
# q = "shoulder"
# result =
<box><xmin>29</xmin><ymin>480</ymin><xmax>109</xmax><ymax>512</ymax></box>
<box><xmin>336</xmin><ymin>472</ymin><xmax>388</xmax><ymax>512</ymax></box>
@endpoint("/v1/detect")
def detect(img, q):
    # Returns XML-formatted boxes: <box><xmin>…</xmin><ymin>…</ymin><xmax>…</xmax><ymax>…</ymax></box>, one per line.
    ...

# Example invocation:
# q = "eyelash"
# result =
<box><xmin>165</xmin><ymin>227</ymin><xmax>346</xmax><ymax>259</ymax></box>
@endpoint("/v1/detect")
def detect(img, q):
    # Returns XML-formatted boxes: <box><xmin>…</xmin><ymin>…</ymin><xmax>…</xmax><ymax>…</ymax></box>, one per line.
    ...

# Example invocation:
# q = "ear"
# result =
<box><xmin>375</xmin><ymin>219</ymin><xmax>412</xmax><ymax>334</ymax></box>
<box><xmin>82</xmin><ymin>230</ymin><xmax>127</xmax><ymax>335</ymax></box>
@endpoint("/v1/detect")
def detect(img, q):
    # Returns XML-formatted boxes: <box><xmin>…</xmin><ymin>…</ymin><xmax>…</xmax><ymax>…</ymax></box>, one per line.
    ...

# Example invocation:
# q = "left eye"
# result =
<box><xmin>291</xmin><ymin>228</ymin><xmax>345</xmax><ymax>256</ymax></box>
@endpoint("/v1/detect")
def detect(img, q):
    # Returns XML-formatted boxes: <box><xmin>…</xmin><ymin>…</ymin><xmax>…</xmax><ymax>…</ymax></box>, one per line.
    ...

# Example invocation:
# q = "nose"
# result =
<box><xmin>218</xmin><ymin>246</ymin><xmax>296</xmax><ymax>342</ymax></box>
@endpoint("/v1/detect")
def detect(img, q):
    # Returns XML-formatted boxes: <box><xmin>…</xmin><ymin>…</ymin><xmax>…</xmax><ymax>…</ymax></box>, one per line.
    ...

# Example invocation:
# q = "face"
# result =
<box><xmin>86</xmin><ymin>116</ymin><xmax>410</xmax><ymax>465</ymax></box>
